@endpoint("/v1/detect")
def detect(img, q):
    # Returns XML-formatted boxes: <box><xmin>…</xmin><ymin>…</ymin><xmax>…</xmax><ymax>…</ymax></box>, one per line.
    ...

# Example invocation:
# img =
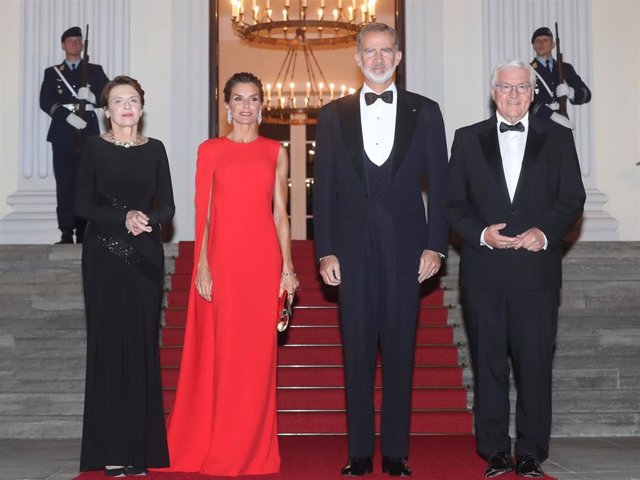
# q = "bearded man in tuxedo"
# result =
<box><xmin>313</xmin><ymin>22</ymin><xmax>448</xmax><ymax>477</ymax></box>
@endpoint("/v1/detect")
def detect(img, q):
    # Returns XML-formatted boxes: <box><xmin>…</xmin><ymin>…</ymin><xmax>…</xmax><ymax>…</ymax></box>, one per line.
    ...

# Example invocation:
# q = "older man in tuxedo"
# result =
<box><xmin>444</xmin><ymin>59</ymin><xmax>585</xmax><ymax>478</ymax></box>
<box><xmin>313</xmin><ymin>22</ymin><xmax>448</xmax><ymax>477</ymax></box>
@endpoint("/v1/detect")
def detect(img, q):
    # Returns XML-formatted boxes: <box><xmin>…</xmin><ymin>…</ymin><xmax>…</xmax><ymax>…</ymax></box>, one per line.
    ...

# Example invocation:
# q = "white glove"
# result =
<box><xmin>66</xmin><ymin>112</ymin><xmax>87</xmax><ymax>130</ymax></box>
<box><xmin>77</xmin><ymin>86</ymin><xmax>96</xmax><ymax>104</ymax></box>
<box><xmin>550</xmin><ymin>112</ymin><xmax>574</xmax><ymax>130</ymax></box>
<box><xmin>555</xmin><ymin>83</ymin><xmax>575</xmax><ymax>101</ymax></box>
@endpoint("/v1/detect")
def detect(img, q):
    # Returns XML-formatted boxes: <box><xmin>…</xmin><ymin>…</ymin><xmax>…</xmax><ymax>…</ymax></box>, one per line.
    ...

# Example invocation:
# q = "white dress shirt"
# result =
<box><xmin>360</xmin><ymin>83</ymin><xmax>397</xmax><ymax>166</ymax></box>
<box><xmin>496</xmin><ymin>112</ymin><xmax>528</xmax><ymax>202</ymax></box>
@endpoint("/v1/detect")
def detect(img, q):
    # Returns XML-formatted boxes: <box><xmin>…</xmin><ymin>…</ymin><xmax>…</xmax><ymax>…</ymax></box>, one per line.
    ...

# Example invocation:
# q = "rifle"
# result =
<box><xmin>555</xmin><ymin>22</ymin><xmax>568</xmax><ymax>118</ymax></box>
<box><xmin>75</xmin><ymin>24</ymin><xmax>90</xmax><ymax>152</ymax></box>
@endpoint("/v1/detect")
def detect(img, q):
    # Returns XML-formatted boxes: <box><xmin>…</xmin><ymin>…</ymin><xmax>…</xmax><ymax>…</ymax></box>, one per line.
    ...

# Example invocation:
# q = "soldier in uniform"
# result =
<box><xmin>40</xmin><ymin>26</ymin><xmax>109</xmax><ymax>244</ymax></box>
<box><xmin>529</xmin><ymin>27</ymin><xmax>591</xmax><ymax>130</ymax></box>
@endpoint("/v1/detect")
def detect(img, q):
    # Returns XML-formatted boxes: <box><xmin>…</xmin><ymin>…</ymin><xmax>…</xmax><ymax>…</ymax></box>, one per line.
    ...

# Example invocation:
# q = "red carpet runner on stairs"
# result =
<box><xmin>162</xmin><ymin>240</ymin><xmax>471</xmax><ymax>435</ymax></box>
<box><xmin>75</xmin><ymin>240</ymin><xmax>555</xmax><ymax>479</ymax></box>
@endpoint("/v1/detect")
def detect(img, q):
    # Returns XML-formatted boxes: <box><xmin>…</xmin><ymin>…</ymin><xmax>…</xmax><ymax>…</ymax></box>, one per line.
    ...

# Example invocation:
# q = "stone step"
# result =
<box><xmin>551</xmin><ymin>411</ymin><xmax>640</xmax><ymax>436</ymax></box>
<box><xmin>0</xmin><ymin>316</ymin><xmax>85</xmax><ymax>332</ymax></box>
<box><xmin>461</xmin><ymin>360</ymin><xmax>640</xmax><ymax>391</ymax></box>
<box><xmin>448</xmin><ymin>309</ymin><xmax>640</xmax><ymax>335</ymax></box>
<box><xmin>3</xmin><ymin>332</ymin><xmax>86</xmax><ymax>349</ymax></box>
<box><xmin>0</xmin><ymin>307</ymin><xmax>85</xmax><ymax>320</ymax></box>
<box><xmin>467</xmin><ymin>388</ymin><xmax>640</xmax><ymax>415</ymax></box>
<box><xmin>0</xmin><ymin>393</ymin><xmax>84</xmax><ymax>416</ymax></box>
<box><xmin>0</xmin><ymin>356</ymin><xmax>85</xmax><ymax>376</ymax></box>
<box><xmin>0</xmin><ymin>378</ymin><xmax>85</xmax><ymax>394</ymax></box>
<box><xmin>0</xmin><ymin>416</ymin><xmax>82</xmax><ymax>438</ymax></box>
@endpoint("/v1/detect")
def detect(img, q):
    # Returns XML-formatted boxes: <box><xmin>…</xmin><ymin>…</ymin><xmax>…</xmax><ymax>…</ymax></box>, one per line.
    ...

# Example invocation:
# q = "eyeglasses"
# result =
<box><xmin>494</xmin><ymin>83</ymin><xmax>532</xmax><ymax>95</ymax></box>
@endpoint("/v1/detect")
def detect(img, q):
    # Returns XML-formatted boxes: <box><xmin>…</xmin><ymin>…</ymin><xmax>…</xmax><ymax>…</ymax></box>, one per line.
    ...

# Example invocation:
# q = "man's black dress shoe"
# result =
<box><xmin>515</xmin><ymin>455</ymin><xmax>544</xmax><ymax>478</ymax></box>
<box><xmin>341</xmin><ymin>456</ymin><xmax>373</xmax><ymax>476</ymax></box>
<box><xmin>485</xmin><ymin>453</ymin><xmax>514</xmax><ymax>478</ymax></box>
<box><xmin>382</xmin><ymin>457</ymin><xmax>412</xmax><ymax>476</ymax></box>
<box><xmin>56</xmin><ymin>230</ymin><xmax>74</xmax><ymax>244</ymax></box>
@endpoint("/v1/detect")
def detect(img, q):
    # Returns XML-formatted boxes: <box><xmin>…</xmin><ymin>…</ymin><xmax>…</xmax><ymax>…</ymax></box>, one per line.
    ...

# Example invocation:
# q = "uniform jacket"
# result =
<box><xmin>530</xmin><ymin>58</ymin><xmax>591</xmax><ymax>119</ymax></box>
<box><xmin>40</xmin><ymin>60</ymin><xmax>109</xmax><ymax>144</ymax></box>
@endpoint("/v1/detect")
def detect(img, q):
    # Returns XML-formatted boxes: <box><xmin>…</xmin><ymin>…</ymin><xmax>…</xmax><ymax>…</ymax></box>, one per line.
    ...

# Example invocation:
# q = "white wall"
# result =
<box><xmin>0</xmin><ymin>0</ymin><xmax>638</xmax><ymax>241</ymax></box>
<box><xmin>406</xmin><ymin>0</ymin><xmax>485</xmax><ymax>149</ymax></box>
<box><xmin>130</xmin><ymin>0</ymin><xmax>208</xmax><ymax>241</ymax></box>
<box><xmin>0</xmin><ymin>1</ymin><xmax>20</xmax><ymax>220</ymax></box>
<box><xmin>592</xmin><ymin>0</ymin><xmax>640</xmax><ymax>240</ymax></box>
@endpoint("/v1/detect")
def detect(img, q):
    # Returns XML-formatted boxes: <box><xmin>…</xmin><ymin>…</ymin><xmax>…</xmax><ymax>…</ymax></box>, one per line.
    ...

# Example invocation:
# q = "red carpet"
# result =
<box><xmin>160</xmin><ymin>240</ymin><xmax>471</xmax><ymax>435</ymax></box>
<box><xmin>73</xmin><ymin>241</ymin><xmax>554</xmax><ymax>478</ymax></box>
<box><xmin>73</xmin><ymin>435</ymin><xmax>556</xmax><ymax>479</ymax></box>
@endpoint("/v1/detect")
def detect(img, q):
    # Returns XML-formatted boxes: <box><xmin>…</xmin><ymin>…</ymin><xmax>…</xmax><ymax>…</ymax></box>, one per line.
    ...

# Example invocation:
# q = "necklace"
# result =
<box><xmin>106</xmin><ymin>131</ymin><xmax>144</xmax><ymax>148</ymax></box>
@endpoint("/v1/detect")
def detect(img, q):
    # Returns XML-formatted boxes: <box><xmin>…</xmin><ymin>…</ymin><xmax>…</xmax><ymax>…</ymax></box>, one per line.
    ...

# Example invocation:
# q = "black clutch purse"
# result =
<box><xmin>277</xmin><ymin>291</ymin><xmax>293</xmax><ymax>332</ymax></box>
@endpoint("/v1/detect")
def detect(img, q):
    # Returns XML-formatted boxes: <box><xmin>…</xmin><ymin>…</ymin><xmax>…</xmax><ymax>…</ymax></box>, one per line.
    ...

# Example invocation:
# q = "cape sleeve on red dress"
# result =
<box><xmin>160</xmin><ymin>139</ymin><xmax>218</xmax><ymax>472</ymax></box>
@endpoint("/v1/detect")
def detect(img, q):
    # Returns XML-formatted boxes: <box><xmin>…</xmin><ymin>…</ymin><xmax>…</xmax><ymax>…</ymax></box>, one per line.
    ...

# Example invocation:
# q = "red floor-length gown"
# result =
<box><xmin>161</xmin><ymin>136</ymin><xmax>282</xmax><ymax>476</ymax></box>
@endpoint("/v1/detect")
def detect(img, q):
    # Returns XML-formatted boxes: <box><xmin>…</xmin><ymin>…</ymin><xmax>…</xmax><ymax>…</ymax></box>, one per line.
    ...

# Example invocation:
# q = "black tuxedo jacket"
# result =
<box><xmin>443</xmin><ymin>114</ymin><xmax>586</xmax><ymax>290</ymax></box>
<box><xmin>313</xmin><ymin>87</ymin><xmax>448</xmax><ymax>276</ymax></box>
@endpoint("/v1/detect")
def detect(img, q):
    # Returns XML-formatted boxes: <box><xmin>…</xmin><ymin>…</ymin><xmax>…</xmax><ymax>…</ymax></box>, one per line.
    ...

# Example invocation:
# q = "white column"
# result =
<box><xmin>289</xmin><ymin>117</ymin><xmax>307</xmax><ymax>240</ymax></box>
<box><xmin>168</xmin><ymin>0</ymin><xmax>209</xmax><ymax>242</ymax></box>
<box><xmin>404</xmin><ymin>0</ymin><xmax>445</xmax><ymax>104</ymax></box>
<box><xmin>482</xmin><ymin>0</ymin><xmax>618</xmax><ymax>240</ymax></box>
<box><xmin>0</xmin><ymin>0</ymin><xmax>130</xmax><ymax>244</ymax></box>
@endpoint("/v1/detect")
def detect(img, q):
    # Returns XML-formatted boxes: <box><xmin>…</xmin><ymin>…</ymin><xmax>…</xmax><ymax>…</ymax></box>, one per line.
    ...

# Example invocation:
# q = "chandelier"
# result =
<box><xmin>230</xmin><ymin>0</ymin><xmax>378</xmax><ymax>124</ymax></box>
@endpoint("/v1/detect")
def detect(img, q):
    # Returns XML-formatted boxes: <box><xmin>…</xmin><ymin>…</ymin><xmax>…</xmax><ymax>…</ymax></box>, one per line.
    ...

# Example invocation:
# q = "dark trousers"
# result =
<box><xmin>52</xmin><ymin>141</ymin><xmax>85</xmax><ymax>232</ymax></box>
<box><xmin>462</xmin><ymin>287</ymin><xmax>559</xmax><ymax>462</ymax></box>
<box><xmin>338</xmin><ymin>203</ymin><xmax>420</xmax><ymax>458</ymax></box>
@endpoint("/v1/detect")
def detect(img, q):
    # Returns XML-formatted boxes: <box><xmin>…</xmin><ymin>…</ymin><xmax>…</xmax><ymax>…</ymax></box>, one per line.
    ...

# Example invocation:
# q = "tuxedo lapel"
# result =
<box><xmin>391</xmin><ymin>89</ymin><xmax>419</xmax><ymax>176</ymax></box>
<box><xmin>512</xmin><ymin>115</ymin><xmax>547</xmax><ymax>205</ymax></box>
<box><xmin>337</xmin><ymin>90</ymin><xmax>369</xmax><ymax>194</ymax></box>
<box><xmin>479</xmin><ymin>118</ymin><xmax>511</xmax><ymax>204</ymax></box>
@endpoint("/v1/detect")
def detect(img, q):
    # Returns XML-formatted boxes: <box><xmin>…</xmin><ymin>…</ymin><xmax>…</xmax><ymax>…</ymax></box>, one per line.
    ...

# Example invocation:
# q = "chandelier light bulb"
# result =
<box><xmin>229</xmin><ymin>1</ymin><xmax>377</xmax><ymax>124</ymax></box>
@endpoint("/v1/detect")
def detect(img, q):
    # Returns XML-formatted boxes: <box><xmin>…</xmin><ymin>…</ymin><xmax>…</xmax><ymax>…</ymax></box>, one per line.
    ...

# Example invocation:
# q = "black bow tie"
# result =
<box><xmin>364</xmin><ymin>91</ymin><xmax>393</xmax><ymax>106</ymax></box>
<box><xmin>499</xmin><ymin>121</ymin><xmax>525</xmax><ymax>133</ymax></box>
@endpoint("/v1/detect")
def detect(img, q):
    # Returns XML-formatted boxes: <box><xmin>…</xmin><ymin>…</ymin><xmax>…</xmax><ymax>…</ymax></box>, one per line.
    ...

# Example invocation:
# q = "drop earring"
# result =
<box><xmin>257</xmin><ymin>110</ymin><xmax>262</xmax><ymax>126</ymax></box>
<box><xmin>227</xmin><ymin>110</ymin><xmax>232</xmax><ymax>124</ymax></box>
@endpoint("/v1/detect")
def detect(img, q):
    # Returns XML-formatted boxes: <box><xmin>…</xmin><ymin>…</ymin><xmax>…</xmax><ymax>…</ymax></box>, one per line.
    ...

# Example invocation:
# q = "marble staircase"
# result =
<box><xmin>0</xmin><ymin>242</ymin><xmax>638</xmax><ymax>438</ymax></box>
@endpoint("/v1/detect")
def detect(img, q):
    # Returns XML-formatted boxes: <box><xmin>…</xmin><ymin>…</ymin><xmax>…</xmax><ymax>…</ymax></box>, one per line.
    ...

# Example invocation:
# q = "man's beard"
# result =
<box><xmin>363</xmin><ymin>64</ymin><xmax>396</xmax><ymax>84</ymax></box>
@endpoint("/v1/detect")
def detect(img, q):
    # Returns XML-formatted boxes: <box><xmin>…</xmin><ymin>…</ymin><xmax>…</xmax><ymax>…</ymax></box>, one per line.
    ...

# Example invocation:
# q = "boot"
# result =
<box><xmin>75</xmin><ymin>227</ymin><xmax>84</xmax><ymax>244</ymax></box>
<box><xmin>56</xmin><ymin>229</ymin><xmax>74</xmax><ymax>244</ymax></box>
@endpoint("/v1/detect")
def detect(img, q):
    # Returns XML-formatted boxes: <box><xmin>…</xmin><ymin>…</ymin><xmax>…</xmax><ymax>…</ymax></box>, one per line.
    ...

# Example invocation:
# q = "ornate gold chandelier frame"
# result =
<box><xmin>231</xmin><ymin>1</ymin><xmax>377</xmax><ymax>124</ymax></box>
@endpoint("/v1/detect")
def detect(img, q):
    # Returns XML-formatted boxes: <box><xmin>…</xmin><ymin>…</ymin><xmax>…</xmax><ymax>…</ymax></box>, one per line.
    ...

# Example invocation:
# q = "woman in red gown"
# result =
<box><xmin>161</xmin><ymin>72</ymin><xmax>298</xmax><ymax>476</ymax></box>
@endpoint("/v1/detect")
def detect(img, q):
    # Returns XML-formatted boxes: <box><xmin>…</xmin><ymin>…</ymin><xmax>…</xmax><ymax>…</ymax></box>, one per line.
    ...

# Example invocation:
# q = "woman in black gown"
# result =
<box><xmin>76</xmin><ymin>75</ymin><xmax>174</xmax><ymax>477</ymax></box>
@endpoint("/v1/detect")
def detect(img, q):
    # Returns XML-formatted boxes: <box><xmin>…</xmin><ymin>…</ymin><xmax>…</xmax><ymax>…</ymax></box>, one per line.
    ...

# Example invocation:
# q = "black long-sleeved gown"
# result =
<box><xmin>76</xmin><ymin>135</ymin><xmax>174</xmax><ymax>471</ymax></box>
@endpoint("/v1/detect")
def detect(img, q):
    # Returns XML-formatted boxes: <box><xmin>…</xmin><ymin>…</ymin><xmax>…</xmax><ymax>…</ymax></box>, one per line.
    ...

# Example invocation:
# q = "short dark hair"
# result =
<box><xmin>356</xmin><ymin>23</ymin><xmax>399</xmax><ymax>52</ymax></box>
<box><xmin>223</xmin><ymin>72</ymin><xmax>264</xmax><ymax>104</ymax></box>
<box><xmin>100</xmin><ymin>76</ymin><xmax>145</xmax><ymax>130</ymax></box>
<box><xmin>101</xmin><ymin>75</ymin><xmax>146</xmax><ymax>107</ymax></box>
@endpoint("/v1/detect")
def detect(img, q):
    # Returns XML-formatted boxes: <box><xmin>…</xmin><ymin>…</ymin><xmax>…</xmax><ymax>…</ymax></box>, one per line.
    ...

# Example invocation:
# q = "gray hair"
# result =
<box><xmin>356</xmin><ymin>23</ymin><xmax>399</xmax><ymax>52</ymax></box>
<box><xmin>491</xmin><ymin>59</ymin><xmax>536</xmax><ymax>88</ymax></box>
